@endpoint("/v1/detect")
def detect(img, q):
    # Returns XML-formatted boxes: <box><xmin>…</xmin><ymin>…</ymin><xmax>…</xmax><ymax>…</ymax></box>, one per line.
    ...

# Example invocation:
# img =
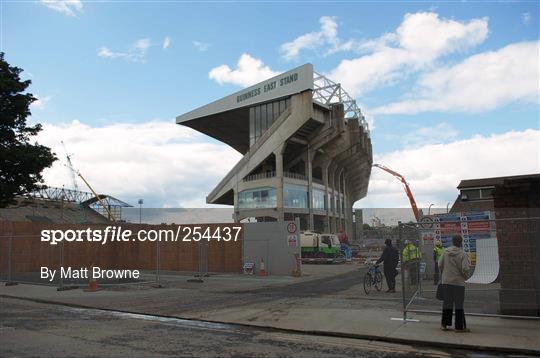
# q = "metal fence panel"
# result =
<box><xmin>403</xmin><ymin>217</ymin><xmax>540</xmax><ymax>319</ymax></box>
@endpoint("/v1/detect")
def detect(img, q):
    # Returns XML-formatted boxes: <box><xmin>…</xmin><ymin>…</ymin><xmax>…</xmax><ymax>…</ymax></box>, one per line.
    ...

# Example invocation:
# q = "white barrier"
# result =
<box><xmin>466</xmin><ymin>237</ymin><xmax>499</xmax><ymax>284</ymax></box>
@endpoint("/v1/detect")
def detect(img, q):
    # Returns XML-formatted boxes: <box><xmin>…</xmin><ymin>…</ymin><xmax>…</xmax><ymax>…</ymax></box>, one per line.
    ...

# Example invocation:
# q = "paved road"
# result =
<box><xmin>243</xmin><ymin>267</ymin><xmax>368</xmax><ymax>297</ymax></box>
<box><xmin>1</xmin><ymin>297</ymin><xmax>503</xmax><ymax>357</ymax></box>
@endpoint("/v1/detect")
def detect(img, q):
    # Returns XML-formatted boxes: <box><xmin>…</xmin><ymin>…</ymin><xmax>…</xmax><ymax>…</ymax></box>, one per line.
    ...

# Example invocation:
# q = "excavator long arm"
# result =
<box><xmin>373</xmin><ymin>164</ymin><xmax>421</xmax><ymax>221</ymax></box>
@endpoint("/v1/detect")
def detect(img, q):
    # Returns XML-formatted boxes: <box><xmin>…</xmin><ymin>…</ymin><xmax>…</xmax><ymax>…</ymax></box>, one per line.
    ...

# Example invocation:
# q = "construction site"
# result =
<box><xmin>1</xmin><ymin>64</ymin><xmax>539</xmax><ymax>356</ymax></box>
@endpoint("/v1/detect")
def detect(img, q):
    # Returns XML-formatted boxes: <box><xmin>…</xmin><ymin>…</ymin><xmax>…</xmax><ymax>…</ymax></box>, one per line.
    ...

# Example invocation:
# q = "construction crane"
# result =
<box><xmin>61</xmin><ymin>141</ymin><xmax>117</xmax><ymax>221</ymax></box>
<box><xmin>61</xmin><ymin>141</ymin><xmax>85</xmax><ymax>222</ymax></box>
<box><xmin>62</xmin><ymin>141</ymin><xmax>79</xmax><ymax>192</ymax></box>
<box><xmin>373</xmin><ymin>164</ymin><xmax>421</xmax><ymax>221</ymax></box>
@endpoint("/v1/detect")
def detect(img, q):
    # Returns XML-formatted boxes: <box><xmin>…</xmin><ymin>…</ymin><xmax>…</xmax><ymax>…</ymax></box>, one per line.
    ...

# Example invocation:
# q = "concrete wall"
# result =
<box><xmin>243</xmin><ymin>219</ymin><xmax>301</xmax><ymax>276</ymax></box>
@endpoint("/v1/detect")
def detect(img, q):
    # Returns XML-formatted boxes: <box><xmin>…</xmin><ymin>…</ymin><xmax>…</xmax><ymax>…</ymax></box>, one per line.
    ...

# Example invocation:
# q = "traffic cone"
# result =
<box><xmin>86</xmin><ymin>278</ymin><xmax>97</xmax><ymax>292</ymax></box>
<box><xmin>259</xmin><ymin>258</ymin><xmax>266</xmax><ymax>277</ymax></box>
<box><xmin>85</xmin><ymin>264</ymin><xmax>99</xmax><ymax>292</ymax></box>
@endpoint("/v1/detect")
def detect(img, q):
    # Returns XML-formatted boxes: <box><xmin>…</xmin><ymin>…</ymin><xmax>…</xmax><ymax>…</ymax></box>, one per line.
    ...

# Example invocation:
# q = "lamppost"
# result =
<box><xmin>138</xmin><ymin>199</ymin><xmax>143</xmax><ymax>224</ymax></box>
<box><xmin>446</xmin><ymin>202</ymin><xmax>450</xmax><ymax>213</ymax></box>
<box><xmin>428</xmin><ymin>203</ymin><xmax>434</xmax><ymax>215</ymax></box>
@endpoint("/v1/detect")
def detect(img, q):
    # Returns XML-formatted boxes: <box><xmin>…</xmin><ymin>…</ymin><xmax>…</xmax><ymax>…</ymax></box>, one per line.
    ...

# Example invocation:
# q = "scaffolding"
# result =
<box><xmin>313</xmin><ymin>71</ymin><xmax>369</xmax><ymax>134</ymax></box>
<box><xmin>25</xmin><ymin>187</ymin><xmax>132</xmax><ymax>221</ymax></box>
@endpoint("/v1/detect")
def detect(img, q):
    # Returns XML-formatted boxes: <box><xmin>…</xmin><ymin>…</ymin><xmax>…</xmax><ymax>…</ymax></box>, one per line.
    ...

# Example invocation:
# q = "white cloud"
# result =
<box><xmin>328</xmin><ymin>12</ymin><xmax>488</xmax><ymax>96</ymax></box>
<box><xmin>209</xmin><ymin>53</ymin><xmax>280</xmax><ymax>87</ymax></box>
<box><xmin>30</xmin><ymin>95</ymin><xmax>52</xmax><ymax>110</ymax></box>
<box><xmin>386</xmin><ymin>123</ymin><xmax>458</xmax><ymax>147</ymax></box>
<box><xmin>373</xmin><ymin>41</ymin><xmax>539</xmax><ymax>114</ymax></box>
<box><xmin>522</xmin><ymin>12</ymin><xmax>531</xmax><ymax>25</ymax></box>
<box><xmin>97</xmin><ymin>38</ymin><xmax>152</xmax><ymax>62</ymax></box>
<box><xmin>396</xmin><ymin>12</ymin><xmax>488</xmax><ymax>58</ymax></box>
<box><xmin>163</xmin><ymin>36</ymin><xmax>171</xmax><ymax>49</ymax></box>
<box><xmin>358</xmin><ymin>129</ymin><xmax>540</xmax><ymax>209</ymax></box>
<box><xmin>40</xmin><ymin>0</ymin><xmax>83</xmax><ymax>17</ymax></box>
<box><xmin>36</xmin><ymin>120</ymin><xmax>242</xmax><ymax>208</ymax></box>
<box><xmin>280</xmin><ymin>16</ymin><xmax>357</xmax><ymax>61</ymax></box>
<box><xmin>193</xmin><ymin>41</ymin><xmax>210</xmax><ymax>52</ymax></box>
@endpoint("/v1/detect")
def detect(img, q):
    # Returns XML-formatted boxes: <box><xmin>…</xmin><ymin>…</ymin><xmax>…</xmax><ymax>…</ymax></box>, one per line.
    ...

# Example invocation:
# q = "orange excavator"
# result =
<box><xmin>373</xmin><ymin>164</ymin><xmax>421</xmax><ymax>221</ymax></box>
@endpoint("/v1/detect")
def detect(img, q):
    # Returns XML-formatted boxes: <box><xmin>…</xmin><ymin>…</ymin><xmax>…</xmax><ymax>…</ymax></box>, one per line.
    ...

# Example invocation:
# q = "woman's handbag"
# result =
<box><xmin>436</xmin><ymin>283</ymin><xmax>445</xmax><ymax>300</ymax></box>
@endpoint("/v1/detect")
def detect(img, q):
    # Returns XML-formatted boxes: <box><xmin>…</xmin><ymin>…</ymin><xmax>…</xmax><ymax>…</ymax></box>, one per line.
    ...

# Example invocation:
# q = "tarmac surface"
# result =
<box><xmin>1</xmin><ymin>264</ymin><xmax>539</xmax><ymax>356</ymax></box>
<box><xmin>0</xmin><ymin>297</ymin><xmax>512</xmax><ymax>357</ymax></box>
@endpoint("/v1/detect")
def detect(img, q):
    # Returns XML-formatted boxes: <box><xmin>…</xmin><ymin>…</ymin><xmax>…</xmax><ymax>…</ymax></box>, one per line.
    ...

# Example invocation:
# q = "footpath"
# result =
<box><xmin>1</xmin><ymin>266</ymin><xmax>539</xmax><ymax>355</ymax></box>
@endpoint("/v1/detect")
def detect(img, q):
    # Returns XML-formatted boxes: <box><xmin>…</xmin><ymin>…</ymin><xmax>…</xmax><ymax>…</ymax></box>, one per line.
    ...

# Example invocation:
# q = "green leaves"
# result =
<box><xmin>0</xmin><ymin>52</ymin><xmax>57</xmax><ymax>207</ymax></box>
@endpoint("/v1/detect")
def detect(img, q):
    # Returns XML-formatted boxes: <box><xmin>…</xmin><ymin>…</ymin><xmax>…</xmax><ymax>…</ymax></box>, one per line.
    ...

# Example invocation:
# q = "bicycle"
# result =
<box><xmin>363</xmin><ymin>264</ymin><xmax>383</xmax><ymax>294</ymax></box>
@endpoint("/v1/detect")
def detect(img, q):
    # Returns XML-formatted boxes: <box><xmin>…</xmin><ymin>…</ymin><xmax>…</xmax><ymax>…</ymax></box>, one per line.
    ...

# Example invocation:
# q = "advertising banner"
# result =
<box><xmin>420</xmin><ymin>211</ymin><xmax>494</xmax><ymax>266</ymax></box>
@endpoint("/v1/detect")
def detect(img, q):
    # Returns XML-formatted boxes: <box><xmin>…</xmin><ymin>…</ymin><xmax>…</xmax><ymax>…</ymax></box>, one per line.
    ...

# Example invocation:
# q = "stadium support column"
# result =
<box><xmin>275</xmin><ymin>143</ymin><xmax>286</xmax><ymax>222</ymax></box>
<box><xmin>323</xmin><ymin>161</ymin><xmax>331</xmax><ymax>233</ymax></box>
<box><xmin>330</xmin><ymin>165</ymin><xmax>338</xmax><ymax>233</ymax></box>
<box><xmin>327</xmin><ymin>163</ymin><xmax>334</xmax><ymax>233</ymax></box>
<box><xmin>337</xmin><ymin>168</ymin><xmax>344</xmax><ymax>231</ymax></box>
<box><xmin>342</xmin><ymin>171</ymin><xmax>347</xmax><ymax>234</ymax></box>
<box><xmin>307</xmin><ymin>146</ymin><xmax>315</xmax><ymax>231</ymax></box>
<box><xmin>343</xmin><ymin>174</ymin><xmax>352</xmax><ymax>240</ymax></box>
<box><xmin>233</xmin><ymin>190</ymin><xmax>239</xmax><ymax>223</ymax></box>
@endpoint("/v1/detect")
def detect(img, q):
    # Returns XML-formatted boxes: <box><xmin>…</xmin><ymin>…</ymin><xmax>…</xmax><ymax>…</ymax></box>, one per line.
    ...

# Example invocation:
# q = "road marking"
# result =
<box><xmin>390</xmin><ymin>317</ymin><xmax>420</xmax><ymax>322</ymax></box>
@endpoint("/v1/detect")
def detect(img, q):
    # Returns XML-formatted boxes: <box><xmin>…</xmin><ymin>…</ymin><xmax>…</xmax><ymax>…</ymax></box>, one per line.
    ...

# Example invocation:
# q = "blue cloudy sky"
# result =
<box><xmin>3</xmin><ymin>1</ymin><xmax>539</xmax><ymax>209</ymax></box>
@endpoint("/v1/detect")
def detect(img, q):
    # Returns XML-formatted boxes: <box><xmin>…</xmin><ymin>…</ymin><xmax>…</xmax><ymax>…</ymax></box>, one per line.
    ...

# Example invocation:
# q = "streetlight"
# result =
<box><xmin>446</xmin><ymin>202</ymin><xmax>450</xmax><ymax>213</ymax></box>
<box><xmin>138</xmin><ymin>199</ymin><xmax>143</xmax><ymax>224</ymax></box>
<box><xmin>428</xmin><ymin>203</ymin><xmax>434</xmax><ymax>215</ymax></box>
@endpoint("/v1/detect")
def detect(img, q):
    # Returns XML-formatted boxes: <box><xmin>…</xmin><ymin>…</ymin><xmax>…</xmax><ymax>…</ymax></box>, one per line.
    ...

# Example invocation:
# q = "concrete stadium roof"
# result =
<box><xmin>176</xmin><ymin>64</ymin><xmax>314</xmax><ymax>153</ymax></box>
<box><xmin>176</xmin><ymin>63</ymin><xmax>370</xmax><ymax>153</ymax></box>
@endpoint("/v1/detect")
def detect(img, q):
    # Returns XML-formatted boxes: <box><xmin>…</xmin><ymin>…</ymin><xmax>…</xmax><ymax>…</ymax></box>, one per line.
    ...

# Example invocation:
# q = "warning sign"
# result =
<box><xmin>287</xmin><ymin>222</ymin><xmax>297</xmax><ymax>234</ymax></box>
<box><xmin>287</xmin><ymin>234</ymin><xmax>298</xmax><ymax>248</ymax></box>
<box><xmin>419</xmin><ymin>216</ymin><xmax>434</xmax><ymax>229</ymax></box>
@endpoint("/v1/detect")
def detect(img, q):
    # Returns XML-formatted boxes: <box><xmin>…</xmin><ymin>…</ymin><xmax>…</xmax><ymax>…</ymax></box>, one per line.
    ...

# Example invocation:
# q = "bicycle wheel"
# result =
<box><xmin>374</xmin><ymin>271</ymin><xmax>383</xmax><ymax>291</ymax></box>
<box><xmin>363</xmin><ymin>273</ymin><xmax>372</xmax><ymax>294</ymax></box>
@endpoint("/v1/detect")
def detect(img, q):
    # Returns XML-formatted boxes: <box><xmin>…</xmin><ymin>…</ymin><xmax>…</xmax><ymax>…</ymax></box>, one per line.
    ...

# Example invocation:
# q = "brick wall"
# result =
<box><xmin>494</xmin><ymin>176</ymin><xmax>540</xmax><ymax>316</ymax></box>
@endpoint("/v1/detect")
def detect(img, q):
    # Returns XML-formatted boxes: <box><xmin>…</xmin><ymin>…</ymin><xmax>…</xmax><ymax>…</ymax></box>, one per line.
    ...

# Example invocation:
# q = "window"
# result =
<box><xmin>238</xmin><ymin>188</ymin><xmax>277</xmax><ymax>209</ymax></box>
<box><xmin>254</xmin><ymin>106</ymin><xmax>261</xmax><ymax>141</ymax></box>
<box><xmin>249</xmin><ymin>107</ymin><xmax>255</xmax><ymax>146</ymax></box>
<box><xmin>249</xmin><ymin>98</ymin><xmax>290</xmax><ymax>147</ymax></box>
<box><xmin>273</xmin><ymin>102</ymin><xmax>279</xmax><ymax>122</ymax></box>
<box><xmin>261</xmin><ymin>104</ymin><xmax>267</xmax><ymax>132</ymax></box>
<box><xmin>461</xmin><ymin>189</ymin><xmax>481</xmax><ymax>200</ymax></box>
<box><xmin>279</xmin><ymin>100</ymin><xmax>286</xmax><ymax>113</ymax></box>
<box><xmin>480</xmin><ymin>188</ymin><xmax>494</xmax><ymax>199</ymax></box>
<box><xmin>284</xmin><ymin>183</ymin><xmax>308</xmax><ymax>208</ymax></box>
<box><xmin>267</xmin><ymin>103</ymin><xmax>274</xmax><ymax>127</ymax></box>
<box><xmin>312</xmin><ymin>189</ymin><xmax>325</xmax><ymax>210</ymax></box>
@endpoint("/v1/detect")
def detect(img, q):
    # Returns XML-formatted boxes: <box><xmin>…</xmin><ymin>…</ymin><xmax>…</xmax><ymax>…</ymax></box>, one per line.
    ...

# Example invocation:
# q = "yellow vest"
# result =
<box><xmin>403</xmin><ymin>243</ymin><xmax>420</xmax><ymax>262</ymax></box>
<box><xmin>434</xmin><ymin>246</ymin><xmax>443</xmax><ymax>262</ymax></box>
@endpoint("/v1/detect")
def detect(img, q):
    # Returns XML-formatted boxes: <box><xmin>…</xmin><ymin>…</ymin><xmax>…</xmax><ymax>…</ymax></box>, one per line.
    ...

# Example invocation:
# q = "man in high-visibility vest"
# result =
<box><xmin>433</xmin><ymin>240</ymin><xmax>443</xmax><ymax>284</ymax></box>
<box><xmin>402</xmin><ymin>240</ymin><xmax>421</xmax><ymax>286</ymax></box>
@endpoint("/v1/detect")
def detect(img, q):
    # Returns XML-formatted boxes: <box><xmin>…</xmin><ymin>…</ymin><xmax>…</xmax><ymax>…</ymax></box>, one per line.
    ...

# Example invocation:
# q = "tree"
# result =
<box><xmin>0</xmin><ymin>52</ymin><xmax>56</xmax><ymax>207</ymax></box>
